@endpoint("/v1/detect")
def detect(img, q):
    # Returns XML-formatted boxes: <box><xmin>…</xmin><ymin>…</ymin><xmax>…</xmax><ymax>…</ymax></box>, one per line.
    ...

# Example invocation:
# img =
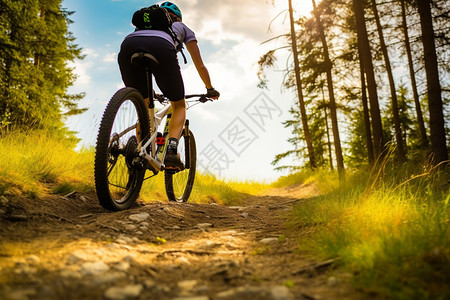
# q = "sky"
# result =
<box><xmin>62</xmin><ymin>0</ymin><xmax>314</xmax><ymax>182</ymax></box>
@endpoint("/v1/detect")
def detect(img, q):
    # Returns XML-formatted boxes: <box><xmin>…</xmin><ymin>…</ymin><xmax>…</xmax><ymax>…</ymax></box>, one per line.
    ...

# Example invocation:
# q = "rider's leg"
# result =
<box><xmin>168</xmin><ymin>99</ymin><xmax>186</xmax><ymax>141</ymax></box>
<box><xmin>164</xmin><ymin>99</ymin><xmax>186</xmax><ymax>170</ymax></box>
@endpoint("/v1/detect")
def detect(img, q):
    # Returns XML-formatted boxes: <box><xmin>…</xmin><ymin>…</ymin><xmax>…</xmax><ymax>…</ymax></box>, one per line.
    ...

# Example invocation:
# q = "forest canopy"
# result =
<box><xmin>0</xmin><ymin>0</ymin><xmax>85</xmax><ymax>132</ymax></box>
<box><xmin>259</xmin><ymin>0</ymin><xmax>449</xmax><ymax>171</ymax></box>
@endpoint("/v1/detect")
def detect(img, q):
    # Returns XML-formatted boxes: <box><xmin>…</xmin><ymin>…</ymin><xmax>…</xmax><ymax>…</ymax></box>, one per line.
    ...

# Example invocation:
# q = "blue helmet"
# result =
<box><xmin>160</xmin><ymin>2</ymin><xmax>182</xmax><ymax>21</ymax></box>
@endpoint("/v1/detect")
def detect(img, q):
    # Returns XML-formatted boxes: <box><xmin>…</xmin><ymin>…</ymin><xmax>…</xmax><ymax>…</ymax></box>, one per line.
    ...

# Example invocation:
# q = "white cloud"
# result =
<box><xmin>68</xmin><ymin>60</ymin><xmax>92</xmax><ymax>87</ymax></box>
<box><xmin>83</xmin><ymin>47</ymin><xmax>99</xmax><ymax>58</ymax></box>
<box><xmin>103</xmin><ymin>52</ymin><xmax>118</xmax><ymax>63</ymax></box>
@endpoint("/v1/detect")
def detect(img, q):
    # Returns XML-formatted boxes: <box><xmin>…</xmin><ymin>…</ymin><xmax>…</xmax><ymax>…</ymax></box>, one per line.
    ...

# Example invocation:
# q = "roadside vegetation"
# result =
<box><xmin>1</xmin><ymin>129</ymin><xmax>449</xmax><ymax>299</ymax></box>
<box><xmin>0</xmin><ymin>129</ymin><xmax>266</xmax><ymax>205</ymax></box>
<box><xmin>282</xmin><ymin>163</ymin><xmax>450</xmax><ymax>299</ymax></box>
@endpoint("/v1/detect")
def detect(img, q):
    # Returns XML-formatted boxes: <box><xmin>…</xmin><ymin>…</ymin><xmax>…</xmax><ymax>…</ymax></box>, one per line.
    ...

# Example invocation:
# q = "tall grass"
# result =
<box><xmin>0</xmin><ymin>129</ymin><xmax>267</xmax><ymax>205</ymax></box>
<box><xmin>139</xmin><ymin>171</ymin><xmax>269</xmax><ymax>205</ymax></box>
<box><xmin>0</xmin><ymin>130</ymin><xmax>94</xmax><ymax>197</ymax></box>
<box><xmin>288</xmin><ymin>164</ymin><xmax>450</xmax><ymax>299</ymax></box>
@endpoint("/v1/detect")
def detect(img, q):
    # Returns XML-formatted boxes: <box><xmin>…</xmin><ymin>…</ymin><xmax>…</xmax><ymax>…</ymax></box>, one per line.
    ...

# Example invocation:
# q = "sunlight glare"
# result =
<box><xmin>273</xmin><ymin>0</ymin><xmax>314</xmax><ymax>18</ymax></box>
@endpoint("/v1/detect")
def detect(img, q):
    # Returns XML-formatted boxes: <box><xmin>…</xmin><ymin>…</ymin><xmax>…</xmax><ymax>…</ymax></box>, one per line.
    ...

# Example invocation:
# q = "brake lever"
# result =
<box><xmin>199</xmin><ymin>95</ymin><xmax>211</xmax><ymax>103</ymax></box>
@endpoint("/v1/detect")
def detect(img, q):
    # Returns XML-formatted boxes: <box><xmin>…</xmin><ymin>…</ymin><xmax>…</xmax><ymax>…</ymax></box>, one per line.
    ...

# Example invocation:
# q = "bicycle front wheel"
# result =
<box><xmin>165</xmin><ymin>130</ymin><xmax>196</xmax><ymax>202</ymax></box>
<box><xmin>94</xmin><ymin>87</ymin><xmax>150</xmax><ymax>211</ymax></box>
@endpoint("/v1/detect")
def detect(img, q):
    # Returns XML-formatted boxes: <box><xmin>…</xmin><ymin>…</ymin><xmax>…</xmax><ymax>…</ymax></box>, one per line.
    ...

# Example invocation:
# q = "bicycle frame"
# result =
<box><xmin>139</xmin><ymin>101</ymin><xmax>173</xmax><ymax>172</ymax></box>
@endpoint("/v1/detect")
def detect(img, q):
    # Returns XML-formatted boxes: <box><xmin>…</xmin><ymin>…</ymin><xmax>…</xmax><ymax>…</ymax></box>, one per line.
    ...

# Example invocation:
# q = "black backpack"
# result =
<box><xmin>132</xmin><ymin>4</ymin><xmax>187</xmax><ymax>63</ymax></box>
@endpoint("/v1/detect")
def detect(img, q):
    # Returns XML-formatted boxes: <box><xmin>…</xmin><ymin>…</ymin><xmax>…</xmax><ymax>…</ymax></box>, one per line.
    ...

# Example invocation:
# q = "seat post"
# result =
<box><xmin>145</xmin><ymin>67</ymin><xmax>154</xmax><ymax>109</ymax></box>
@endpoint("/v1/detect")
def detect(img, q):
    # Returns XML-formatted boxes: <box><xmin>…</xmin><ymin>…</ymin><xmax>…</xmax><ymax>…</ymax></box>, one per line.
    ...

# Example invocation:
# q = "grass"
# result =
<box><xmin>287</xmin><ymin>164</ymin><xmax>450</xmax><ymax>299</ymax></box>
<box><xmin>0</xmin><ymin>129</ymin><xmax>94</xmax><ymax>198</ymax></box>
<box><xmin>0</xmin><ymin>129</ymin><xmax>267</xmax><ymax>205</ymax></box>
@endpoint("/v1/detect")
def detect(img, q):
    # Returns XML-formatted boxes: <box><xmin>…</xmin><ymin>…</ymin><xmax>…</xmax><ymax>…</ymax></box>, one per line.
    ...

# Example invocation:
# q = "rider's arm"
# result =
<box><xmin>185</xmin><ymin>40</ymin><xmax>213</xmax><ymax>90</ymax></box>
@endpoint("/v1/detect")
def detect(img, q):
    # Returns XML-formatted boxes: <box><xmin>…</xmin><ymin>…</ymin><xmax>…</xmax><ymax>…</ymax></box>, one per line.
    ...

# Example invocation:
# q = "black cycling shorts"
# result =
<box><xmin>118</xmin><ymin>36</ymin><xmax>185</xmax><ymax>102</ymax></box>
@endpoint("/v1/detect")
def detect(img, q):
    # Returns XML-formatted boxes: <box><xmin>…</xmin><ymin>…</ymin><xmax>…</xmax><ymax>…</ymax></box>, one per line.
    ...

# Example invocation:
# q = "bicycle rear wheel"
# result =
<box><xmin>164</xmin><ymin>130</ymin><xmax>196</xmax><ymax>202</ymax></box>
<box><xmin>95</xmin><ymin>87</ymin><xmax>150</xmax><ymax>211</ymax></box>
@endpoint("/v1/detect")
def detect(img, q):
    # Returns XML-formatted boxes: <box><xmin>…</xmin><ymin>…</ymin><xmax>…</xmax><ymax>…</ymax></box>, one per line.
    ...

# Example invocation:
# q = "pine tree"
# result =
<box><xmin>416</xmin><ymin>0</ymin><xmax>448</xmax><ymax>164</ymax></box>
<box><xmin>0</xmin><ymin>0</ymin><xmax>84</xmax><ymax>132</ymax></box>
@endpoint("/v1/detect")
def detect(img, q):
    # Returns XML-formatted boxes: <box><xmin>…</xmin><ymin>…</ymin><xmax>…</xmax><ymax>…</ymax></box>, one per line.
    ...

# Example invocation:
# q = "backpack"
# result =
<box><xmin>132</xmin><ymin>4</ymin><xmax>187</xmax><ymax>63</ymax></box>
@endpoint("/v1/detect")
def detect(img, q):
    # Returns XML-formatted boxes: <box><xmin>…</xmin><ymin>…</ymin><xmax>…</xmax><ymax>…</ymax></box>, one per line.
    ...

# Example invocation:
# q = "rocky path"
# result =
<box><xmin>0</xmin><ymin>185</ymin><xmax>360</xmax><ymax>300</ymax></box>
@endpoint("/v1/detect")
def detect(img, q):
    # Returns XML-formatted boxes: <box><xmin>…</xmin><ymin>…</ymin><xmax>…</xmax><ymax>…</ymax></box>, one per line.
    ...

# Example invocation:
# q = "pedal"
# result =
<box><xmin>163</xmin><ymin>165</ymin><xmax>180</xmax><ymax>174</ymax></box>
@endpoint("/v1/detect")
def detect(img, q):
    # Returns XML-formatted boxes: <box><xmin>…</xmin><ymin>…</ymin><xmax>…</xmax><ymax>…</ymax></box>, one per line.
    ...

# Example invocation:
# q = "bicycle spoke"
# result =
<box><xmin>95</xmin><ymin>88</ymin><xmax>149</xmax><ymax>211</ymax></box>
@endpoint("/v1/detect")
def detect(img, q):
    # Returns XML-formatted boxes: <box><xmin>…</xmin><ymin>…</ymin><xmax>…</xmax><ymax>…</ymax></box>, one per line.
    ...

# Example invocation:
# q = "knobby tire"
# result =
<box><xmin>94</xmin><ymin>87</ymin><xmax>150</xmax><ymax>211</ymax></box>
<box><xmin>165</xmin><ymin>130</ymin><xmax>196</xmax><ymax>202</ymax></box>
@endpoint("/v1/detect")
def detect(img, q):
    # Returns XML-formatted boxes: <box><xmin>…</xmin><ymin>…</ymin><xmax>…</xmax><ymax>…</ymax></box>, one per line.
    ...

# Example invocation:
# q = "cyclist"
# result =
<box><xmin>118</xmin><ymin>1</ymin><xmax>220</xmax><ymax>170</ymax></box>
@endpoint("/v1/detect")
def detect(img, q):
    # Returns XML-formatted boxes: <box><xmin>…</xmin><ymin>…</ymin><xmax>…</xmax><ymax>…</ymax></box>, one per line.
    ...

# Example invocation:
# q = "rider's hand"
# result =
<box><xmin>206</xmin><ymin>87</ymin><xmax>220</xmax><ymax>99</ymax></box>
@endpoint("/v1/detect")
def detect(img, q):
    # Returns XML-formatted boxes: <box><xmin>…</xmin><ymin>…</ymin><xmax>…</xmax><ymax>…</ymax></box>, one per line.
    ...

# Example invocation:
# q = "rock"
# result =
<box><xmin>60</xmin><ymin>269</ymin><xmax>82</xmax><ymax>279</ymax></box>
<box><xmin>125</xmin><ymin>224</ymin><xmax>137</xmax><ymax>231</ymax></box>
<box><xmin>80</xmin><ymin>261</ymin><xmax>110</xmax><ymax>276</ymax></box>
<box><xmin>225</xmin><ymin>242</ymin><xmax>239</xmax><ymax>250</ymax></box>
<box><xmin>220</xmin><ymin>230</ymin><xmax>238</xmax><ymax>235</ymax></box>
<box><xmin>90</xmin><ymin>272</ymin><xmax>126</xmax><ymax>286</ymax></box>
<box><xmin>228</xmin><ymin>206</ymin><xmax>242</xmax><ymax>210</ymax></box>
<box><xmin>128</xmin><ymin>212</ymin><xmax>150</xmax><ymax>222</ymax></box>
<box><xmin>270</xmin><ymin>286</ymin><xmax>293</xmax><ymax>300</ymax></box>
<box><xmin>327</xmin><ymin>276</ymin><xmax>338</xmax><ymax>286</ymax></box>
<box><xmin>66</xmin><ymin>250</ymin><xmax>89</xmax><ymax>264</ymax></box>
<box><xmin>240</xmin><ymin>212</ymin><xmax>249</xmax><ymax>218</ymax></box>
<box><xmin>122</xmin><ymin>255</ymin><xmax>136</xmax><ymax>264</ymax></box>
<box><xmin>117</xmin><ymin>235</ymin><xmax>134</xmax><ymax>244</ymax></box>
<box><xmin>175</xmin><ymin>256</ymin><xmax>191</xmax><ymax>265</ymax></box>
<box><xmin>215</xmin><ymin>286</ymin><xmax>268</xmax><ymax>299</ymax></box>
<box><xmin>196</xmin><ymin>223</ymin><xmax>213</xmax><ymax>230</ymax></box>
<box><xmin>177</xmin><ymin>280</ymin><xmax>198</xmax><ymax>293</ymax></box>
<box><xmin>25</xmin><ymin>255</ymin><xmax>41</xmax><ymax>265</ymax></box>
<box><xmin>259</xmin><ymin>237</ymin><xmax>278</xmax><ymax>245</ymax></box>
<box><xmin>196</xmin><ymin>240</ymin><xmax>222</xmax><ymax>251</ymax></box>
<box><xmin>104</xmin><ymin>284</ymin><xmax>143</xmax><ymax>300</ymax></box>
<box><xmin>144</xmin><ymin>279</ymin><xmax>156</xmax><ymax>288</ymax></box>
<box><xmin>114</xmin><ymin>261</ymin><xmax>130</xmax><ymax>272</ymax></box>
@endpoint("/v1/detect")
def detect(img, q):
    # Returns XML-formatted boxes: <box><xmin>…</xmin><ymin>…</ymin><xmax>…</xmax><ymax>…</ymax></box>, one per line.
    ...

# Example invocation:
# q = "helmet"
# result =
<box><xmin>160</xmin><ymin>2</ymin><xmax>182</xmax><ymax>21</ymax></box>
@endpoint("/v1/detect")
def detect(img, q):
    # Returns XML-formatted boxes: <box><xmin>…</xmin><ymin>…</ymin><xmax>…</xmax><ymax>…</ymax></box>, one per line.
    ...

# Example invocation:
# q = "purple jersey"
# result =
<box><xmin>125</xmin><ymin>22</ymin><xmax>197</xmax><ymax>51</ymax></box>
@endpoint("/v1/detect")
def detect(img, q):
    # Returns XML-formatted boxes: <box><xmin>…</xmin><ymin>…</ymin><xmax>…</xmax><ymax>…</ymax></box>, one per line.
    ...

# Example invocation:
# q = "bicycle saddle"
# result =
<box><xmin>130</xmin><ymin>52</ymin><xmax>159</xmax><ymax>68</ymax></box>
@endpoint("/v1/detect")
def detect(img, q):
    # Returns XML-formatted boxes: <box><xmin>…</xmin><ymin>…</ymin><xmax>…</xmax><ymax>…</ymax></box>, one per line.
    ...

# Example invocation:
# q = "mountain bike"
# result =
<box><xmin>94</xmin><ymin>52</ymin><xmax>214</xmax><ymax>211</ymax></box>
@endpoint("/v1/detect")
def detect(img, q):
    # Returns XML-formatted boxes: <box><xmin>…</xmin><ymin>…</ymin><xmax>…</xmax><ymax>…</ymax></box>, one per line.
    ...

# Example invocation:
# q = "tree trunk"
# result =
<box><xmin>416</xmin><ymin>0</ymin><xmax>448</xmax><ymax>164</ymax></box>
<box><xmin>352</xmin><ymin>0</ymin><xmax>385</xmax><ymax>159</ymax></box>
<box><xmin>288</xmin><ymin>0</ymin><xmax>317</xmax><ymax>169</ymax></box>
<box><xmin>321</xmin><ymin>85</ymin><xmax>334</xmax><ymax>170</ymax></box>
<box><xmin>358</xmin><ymin>46</ymin><xmax>375</xmax><ymax>165</ymax></box>
<box><xmin>370</xmin><ymin>0</ymin><xmax>405</xmax><ymax>161</ymax></box>
<box><xmin>311</xmin><ymin>0</ymin><xmax>345</xmax><ymax>178</ymax></box>
<box><xmin>400</xmin><ymin>0</ymin><xmax>428</xmax><ymax>149</ymax></box>
<box><xmin>324</xmin><ymin>104</ymin><xmax>334</xmax><ymax>171</ymax></box>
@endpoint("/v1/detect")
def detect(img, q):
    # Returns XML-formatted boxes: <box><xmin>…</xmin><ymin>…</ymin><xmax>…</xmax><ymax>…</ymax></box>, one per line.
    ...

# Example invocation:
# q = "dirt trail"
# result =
<box><xmin>0</xmin><ymin>184</ymin><xmax>362</xmax><ymax>300</ymax></box>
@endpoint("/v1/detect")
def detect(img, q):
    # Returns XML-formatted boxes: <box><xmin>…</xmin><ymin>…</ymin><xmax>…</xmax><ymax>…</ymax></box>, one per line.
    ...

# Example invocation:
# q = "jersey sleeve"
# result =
<box><xmin>172</xmin><ymin>22</ymin><xmax>197</xmax><ymax>44</ymax></box>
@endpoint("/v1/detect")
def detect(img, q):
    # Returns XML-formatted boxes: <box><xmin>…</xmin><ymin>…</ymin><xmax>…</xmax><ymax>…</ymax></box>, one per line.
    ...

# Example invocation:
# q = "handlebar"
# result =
<box><xmin>155</xmin><ymin>93</ymin><xmax>215</xmax><ymax>104</ymax></box>
<box><xmin>185</xmin><ymin>94</ymin><xmax>212</xmax><ymax>103</ymax></box>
